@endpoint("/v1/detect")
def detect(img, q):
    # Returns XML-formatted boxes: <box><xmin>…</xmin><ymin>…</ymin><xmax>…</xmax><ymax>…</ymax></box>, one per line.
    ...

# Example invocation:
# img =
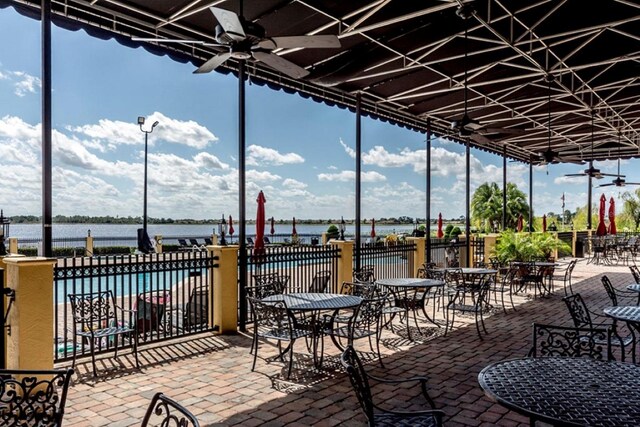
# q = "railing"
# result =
<box><xmin>245</xmin><ymin>245</ymin><xmax>341</xmax><ymax>292</ymax></box>
<box><xmin>356</xmin><ymin>242</ymin><xmax>415</xmax><ymax>280</ymax></box>
<box><xmin>53</xmin><ymin>251</ymin><xmax>217</xmax><ymax>362</ymax></box>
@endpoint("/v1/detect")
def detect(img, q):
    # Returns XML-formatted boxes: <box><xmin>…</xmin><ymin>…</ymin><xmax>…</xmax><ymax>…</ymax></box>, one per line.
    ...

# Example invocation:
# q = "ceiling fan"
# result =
<box><xmin>564</xmin><ymin>111</ymin><xmax>618</xmax><ymax>179</ymax></box>
<box><xmin>599</xmin><ymin>133</ymin><xmax>639</xmax><ymax>187</ymax></box>
<box><xmin>133</xmin><ymin>3</ymin><xmax>340</xmax><ymax>79</ymax></box>
<box><xmin>450</xmin><ymin>2</ymin><xmax>526</xmax><ymax>144</ymax></box>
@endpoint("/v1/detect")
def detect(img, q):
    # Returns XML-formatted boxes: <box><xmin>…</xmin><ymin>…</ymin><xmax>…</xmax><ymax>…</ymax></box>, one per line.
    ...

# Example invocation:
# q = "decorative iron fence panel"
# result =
<box><xmin>245</xmin><ymin>245</ymin><xmax>341</xmax><ymax>292</ymax></box>
<box><xmin>356</xmin><ymin>242</ymin><xmax>415</xmax><ymax>280</ymax></box>
<box><xmin>53</xmin><ymin>251</ymin><xmax>217</xmax><ymax>362</ymax></box>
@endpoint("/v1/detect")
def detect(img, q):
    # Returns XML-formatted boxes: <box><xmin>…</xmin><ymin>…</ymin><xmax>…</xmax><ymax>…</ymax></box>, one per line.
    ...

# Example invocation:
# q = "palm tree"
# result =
<box><xmin>471</xmin><ymin>182</ymin><xmax>529</xmax><ymax>231</ymax></box>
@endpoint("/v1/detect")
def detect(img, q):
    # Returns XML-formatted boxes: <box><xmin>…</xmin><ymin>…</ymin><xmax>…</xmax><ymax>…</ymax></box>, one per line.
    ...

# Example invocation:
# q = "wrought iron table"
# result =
<box><xmin>262</xmin><ymin>293</ymin><xmax>362</xmax><ymax>367</ymax></box>
<box><xmin>478</xmin><ymin>357</ymin><xmax>640</xmax><ymax>426</ymax></box>
<box><xmin>375</xmin><ymin>278</ymin><xmax>444</xmax><ymax>340</ymax></box>
<box><xmin>604</xmin><ymin>305</ymin><xmax>640</xmax><ymax>362</ymax></box>
<box><xmin>626</xmin><ymin>284</ymin><xmax>640</xmax><ymax>293</ymax></box>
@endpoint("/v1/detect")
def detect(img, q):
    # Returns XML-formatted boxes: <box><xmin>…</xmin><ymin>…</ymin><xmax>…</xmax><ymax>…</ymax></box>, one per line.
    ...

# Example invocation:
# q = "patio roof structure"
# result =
<box><xmin>4</xmin><ymin>0</ymin><xmax>640</xmax><ymax>163</ymax></box>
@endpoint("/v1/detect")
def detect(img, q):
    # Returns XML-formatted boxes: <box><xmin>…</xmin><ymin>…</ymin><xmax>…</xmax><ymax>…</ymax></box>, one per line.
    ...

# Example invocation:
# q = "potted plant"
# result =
<box><xmin>326</xmin><ymin>224</ymin><xmax>339</xmax><ymax>240</ymax></box>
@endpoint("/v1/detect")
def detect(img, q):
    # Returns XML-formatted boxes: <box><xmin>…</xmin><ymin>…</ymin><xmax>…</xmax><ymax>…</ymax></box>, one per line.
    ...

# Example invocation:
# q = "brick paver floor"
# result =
<box><xmin>61</xmin><ymin>259</ymin><xmax>637</xmax><ymax>426</ymax></box>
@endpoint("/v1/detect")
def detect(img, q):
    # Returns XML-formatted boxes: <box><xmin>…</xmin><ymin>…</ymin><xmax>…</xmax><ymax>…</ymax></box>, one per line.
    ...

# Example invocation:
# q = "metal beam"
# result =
<box><xmin>42</xmin><ymin>0</ymin><xmax>52</xmax><ymax>257</ymax></box>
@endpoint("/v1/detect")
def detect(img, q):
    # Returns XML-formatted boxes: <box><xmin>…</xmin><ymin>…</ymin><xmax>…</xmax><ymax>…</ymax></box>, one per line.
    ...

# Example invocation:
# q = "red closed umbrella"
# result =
<box><xmin>608</xmin><ymin>197</ymin><xmax>617</xmax><ymax>235</ymax></box>
<box><xmin>254</xmin><ymin>191</ymin><xmax>266</xmax><ymax>256</ymax></box>
<box><xmin>371</xmin><ymin>218</ymin><xmax>376</xmax><ymax>238</ymax></box>
<box><xmin>437</xmin><ymin>213</ymin><xmax>444</xmax><ymax>238</ymax></box>
<box><xmin>228</xmin><ymin>215</ymin><xmax>234</xmax><ymax>236</ymax></box>
<box><xmin>516</xmin><ymin>214</ymin><xmax>523</xmax><ymax>232</ymax></box>
<box><xmin>292</xmin><ymin>217</ymin><xmax>297</xmax><ymax>236</ymax></box>
<box><xmin>542</xmin><ymin>214</ymin><xmax>547</xmax><ymax>233</ymax></box>
<box><xmin>596</xmin><ymin>194</ymin><xmax>607</xmax><ymax>236</ymax></box>
<box><xmin>270</xmin><ymin>217</ymin><xmax>275</xmax><ymax>235</ymax></box>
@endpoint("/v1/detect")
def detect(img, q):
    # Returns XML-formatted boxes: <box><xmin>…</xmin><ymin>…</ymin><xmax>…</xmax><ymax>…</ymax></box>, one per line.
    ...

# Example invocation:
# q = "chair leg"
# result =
<box><xmin>90</xmin><ymin>336</ymin><xmax>97</xmax><ymax>377</ymax></box>
<box><xmin>251</xmin><ymin>335</ymin><xmax>259</xmax><ymax>372</ymax></box>
<box><xmin>71</xmin><ymin>334</ymin><xmax>78</xmax><ymax>372</ymax></box>
<box><xmin>134</xmin><ymin>332</ymin><xmax>139</xmax><ymax>369</ymax></box>
<box><xmin>286</xmin><ymin>339</ymin><xmax>294</xmax><ymax>379</ymax></box>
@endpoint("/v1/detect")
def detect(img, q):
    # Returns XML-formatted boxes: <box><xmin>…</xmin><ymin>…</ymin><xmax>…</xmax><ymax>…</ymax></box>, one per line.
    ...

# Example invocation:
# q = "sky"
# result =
<box><xmin>0</xmin><ymin>6</ymin><xmax>631</xmax><ymax>222</ymax></box>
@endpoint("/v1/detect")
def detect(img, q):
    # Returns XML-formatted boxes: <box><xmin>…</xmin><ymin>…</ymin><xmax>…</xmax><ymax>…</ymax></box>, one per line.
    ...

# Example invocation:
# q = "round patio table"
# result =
<box><xmin>262</xmin><ymin>293</ymin><xmax>362</xmax><ymax>367</ymax></box>
<box><xmin>375</xmin><ymin>278</ymin><xmax>444</xmax><ymax>340</ymax></box>
<box><xmin>479</xmin><ymin>357</ymin><xmax>640</xmax><ymax>426</ymax></box>
<box><xmin>626</xmin><ymin>284</ymin><xmax>640</xmax><ymax>293</ymax></box>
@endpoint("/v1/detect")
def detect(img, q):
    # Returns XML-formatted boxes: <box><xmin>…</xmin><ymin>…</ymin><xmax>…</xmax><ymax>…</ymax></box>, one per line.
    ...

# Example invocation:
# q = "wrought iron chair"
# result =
<box><xmin>309</xmin><ymin>270</ymin><xmax>331</xmax><ymax>293</ymax></box>
<box><xmin>563</xmin><ymin>293</ymin><xmax>635</xmax><ymax>363</ymax></box>
<box><xmin>445</xmin><ymin>276</ymin><xmax>492</xmax><ymax>340</ymax></box>
<box><xmin>323</xmin><ymin>294</ymin><xmax>387</xmax><ymax>366</ymax></box>
<box><xmin>141</xmin><ymin>392</ymin><xmax>200</xmax><ymax>427</ymax></box>
<box><xmin>528</xmin><ymin>323</ymin><xmax>614</xmax><ymax>360</ymax></box>
<box><xmin>353</xmin><ymin>265</ymin><xmax>376</xmax><ymax>284</ymax></box>
<box><xmin>252</xmin><ymin>272</ymin><xmax>290</xmax><ymax>294</ymax></box>
<box><xmin>340</xmin><ymin>346</ymin><xmax>444</xmax><ymax>427</ymax></box>
<box><xmin>601</xmin><ymin>275</ymin><xmax>640</xmax><ymax>306</ymax></box>
<box><xmin>552</xmin><ymin>259</ymin><xmax>577</xmax><ymax>296</ymax></box>
<box><xmin>247</xmin><ymin>296</ymin><xmax>312</xmax><ymax>379</ymax></box>
<box><xmin>0</xmin><ymin>368</ymin><xmax>74</xmax><ymax>426</ymax></box>
<box><xmin>68</xmin><ymin>290</ymin><xmax>139</xmax><ymax>376</ymax></box>
<box><xmin>491</xmin><ymin>266</ymin><xmax>517</xmax><ymax>313</ymax></box>
<box><xmin>630</xmin><ymin>265</ymin><xmax>640</xmax><ymax>284</ymax></box>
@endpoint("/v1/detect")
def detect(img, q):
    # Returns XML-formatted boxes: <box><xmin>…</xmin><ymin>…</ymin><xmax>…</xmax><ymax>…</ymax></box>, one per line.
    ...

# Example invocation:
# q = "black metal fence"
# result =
<box><xmin>53</xmin><ymin>251</ymin><xmax>217</xmax><ymax>362</ymax></box>
<box><xmin>245</xmin><ymin>245</ymin><xmax>341</xmax><ymax>293</ymax></box>
<box><xmin>356</xmin><ymin>242</ymin><xmax>415</xmax><ymax>279</ymax></box>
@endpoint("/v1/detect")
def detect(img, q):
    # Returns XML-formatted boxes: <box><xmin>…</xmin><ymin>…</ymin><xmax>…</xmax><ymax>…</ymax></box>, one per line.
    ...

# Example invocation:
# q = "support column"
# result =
<box><xmin>154</xmin><ymin>235</ymin><xmax>162</xmax><ymax>254</ymax></box>
<box><xmin>86</xmin><ymin>233</ymin><xmax>94</xmax><ymax>257</ymax></box>
<box><xmin>426</xmin><ymin>120</ymin><xmax>432</xmax><ymax>264</ymax></box>
<box><xmin>4</xmin><ymin>256</ymin><xmax>57</xmax><ymax>370</ymax></box>
<box><xmin>502</xmin><ymin>145</ymin><xmax>507</xmax><ymax>231</ymax></box>
<box><xmin>211</xmin><ymin>246</ymin><xmax>238</xmax><ymax>334</ymax></box>
<box><xmin>331</xmin><ymin>240</ymin><xmax>353</xmax><ymax>290</ymax></box>
<box><xmin>355</xmin><ymin>94</ymin><xmax>362</xmax><ymax>271</ymax></box>
<box><xmin>42</xmin><ymin>0</ymin><xmax>53</xmax><ymax>258</ymax></box>
<box><xmin>406</xmin><ymin>237</ymin><xmax>426</xmax><ymax>277</ymax></box>
<box><xmin>465</xmin><ymin>138</ymin><xmax>471</xmax><ymax>266</ymax></box>
<box><xmin>8</xmin><ymin>238</ymin><xmax>17</xmax><ymax>255</ymax></box>
<box><xmin>529</xmin><ymin>162</ymin><xmax>534</xmax><ymax>232</ymax></box>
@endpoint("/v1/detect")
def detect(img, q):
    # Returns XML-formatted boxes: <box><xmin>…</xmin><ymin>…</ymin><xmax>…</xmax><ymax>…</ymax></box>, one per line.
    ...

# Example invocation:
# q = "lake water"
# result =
<box><xmin>9</xmin><ymin>223</ymin><xmax>431</xmax><ymax>240</ymax></box>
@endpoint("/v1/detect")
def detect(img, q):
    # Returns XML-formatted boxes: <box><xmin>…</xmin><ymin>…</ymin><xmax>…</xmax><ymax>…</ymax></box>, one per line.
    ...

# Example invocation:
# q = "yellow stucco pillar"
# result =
<box><xmin>210</xmin><ymin>245</ymin><xmax>238</xmax><ymax>334</ymax></box>
<box><xmin>8</xmin><ymin>238</ymin><xmax>17</xmax><ymax>255</ymax></box>
<box><xmin>86</xmin><ymin>234</ymin><xmax>94</xmax><ymax>257</ymax></box>
<box><xmin>484</xmin><ymin>234</ymin><xmax>498</xmax><ymax>265</ymax></box>
<box><xmin>331</xmin><ymin>240</ymin><xmax>353</xmax><ymax>290</ymax></box>
<box><xmin>3</xmin><ymin>256</ymin><xmax>57</xmax><ymax>370</ymax></box>
<box><xmin>406</xmin><ymin>237</ymin><xmax>425</xmax><ymax>277</ymax></box>
<box><xmin>572</xmin><ymin>229</ymin><xmax>577</xmax><ymax>257</ymax></box>
<box><xmin>154</xmin><ymin>235</ymin><xmax>163</xmax><ymax>253</ymax></box>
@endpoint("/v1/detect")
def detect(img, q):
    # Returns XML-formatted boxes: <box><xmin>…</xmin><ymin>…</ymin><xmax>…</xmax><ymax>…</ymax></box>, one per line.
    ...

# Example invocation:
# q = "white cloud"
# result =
<box><xmin>69</xmin><ymin>111</ymin><xmax>217</xmax><ymax>150</ymax></box>
<box><xmin>318</xmin><ymin>170</ymin><xmax>386</xmax><ymax>182</ymax></box>
<box><xmin>10</xmin><ymin>71</ymin><xmax>41</xmax><ymax>97</ymax></box>
<box><xmin>246</xmin><ymin>145</ymin><xmax>304</xmax><ymax>166</ymax></box>
<box><xmin>246</xmin><ymin>169</ymin><xmax>282</xmax><ymax>182</ymax></box>
<box><xmin>282</xmin><ymin>178</ymin><xmax>307</xmax><ymax>190</ymax></box>
<box><xmin>194</xmin><ymin>152</ymin><xmax>229</xmax><ymax>170</ymax></box>
<box><xmin>339</xmin><ymin>139</ymin><xmax>356</xmax><ymax>158</ymax></box>
<box><xmin>554</xmin><ymin>175</ymin><xmax>586</xmax><ymax>185</ymax></box>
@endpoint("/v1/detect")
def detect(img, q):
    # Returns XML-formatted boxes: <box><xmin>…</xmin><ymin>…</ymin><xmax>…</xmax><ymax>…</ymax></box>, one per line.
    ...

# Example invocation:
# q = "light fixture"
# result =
<box><xmin>339</xmin><ymin>216</ymin><xmax>346</xmax><ymax>240</ymax></box>
<box><xmin>138</xmin><ymin>116</ymin><xmax>159</xmax><ymax>238</ymax></box>
<box><xmin>218</xmin><ymin>214</ymin><xmax>228</xmax><ymax>245</ymax></box>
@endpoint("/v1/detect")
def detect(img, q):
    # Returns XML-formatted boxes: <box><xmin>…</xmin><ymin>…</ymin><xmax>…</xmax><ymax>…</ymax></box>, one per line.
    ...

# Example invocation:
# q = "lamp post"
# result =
<box><xmin>219</xmin><ymin>214</ymin><xmax>228</xmax><ymax>245</ymax></box>
<box><xmin>138</xmin><ymin>116</ymin><xmax>159</xmax><ymax>238</ymax></box>
<box><xmin>339</xmin><ymin>216</ymin><xmax>346</xmax><ymax>240</ymax></box>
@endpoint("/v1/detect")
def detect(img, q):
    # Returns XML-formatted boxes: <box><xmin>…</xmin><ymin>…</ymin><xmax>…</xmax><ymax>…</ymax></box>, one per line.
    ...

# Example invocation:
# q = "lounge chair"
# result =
<box><xmin>263</xmin><ymin>236</ymin><xmax>271</xmax><ymax>244</ymax></box>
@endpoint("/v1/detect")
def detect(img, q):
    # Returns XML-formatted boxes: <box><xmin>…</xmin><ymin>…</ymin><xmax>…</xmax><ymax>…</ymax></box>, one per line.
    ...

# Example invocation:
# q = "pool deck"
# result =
<box><xmin>61</xmin><ymin>259</ymin><xmax>635</xmax><ymax>426</ymax></box>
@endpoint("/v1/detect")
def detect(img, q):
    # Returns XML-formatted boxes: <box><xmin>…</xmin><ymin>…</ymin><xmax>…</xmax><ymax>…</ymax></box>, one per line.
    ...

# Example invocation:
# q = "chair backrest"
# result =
<box><xmin>253</xmin><ymin>273</ymin><xmax>289</xmax><ymax>294</ymax></box>
<box><xmin>68</xmin><ymin>290</ymin><xmax>118</xmax><ymax>329</ymax></box>
<box><xmin>184</xmin><ymin>286</ymin><xmax>208</xmax><ymax>329</ymax></box>
<box><xmin>0</xmin><ymin>368</ymin><xmax>74</xmax><ymax>426</ymax></box>
<box><xmin>563</xmin><ymin>293</ymin><xmax>593</xmax><ymax>329</ymax></box>
<box><xmin>263</xmin><ymin>236</ymin><xmax>271</xmax><ymax>244</ymax></box>
<box><xmin>565</xmin><ymin>259</ymin><xmax>577</xmax><ymax>279</ymax></box>
<box><xmin>247</xmin><ymin>296</ymin><xmax>296</xmax><ymax>331</ymax></box>
<box><xmin>141</xmin><ymin>392</ymin><xmax>200</xmax><ymax>427</ymax></box>
<box><xmin>247</xmin><ymin>237</ymin><xmax>254</xmax><ymax>245</ymax></box>
<box><xmin>630</xmin><ymin>265</ymin><xmax>640</xmax><ymax>284</ymax></box>
<box><xmin>309</xmin><ymin>270</ymin><xmax>331</xmax><ymax>293</ymax></box>
<box><xmin>529</xmin><ymin>323</ymin><xmax>613</xmax><ymax>360</ymax></box>
<box><xmin>601</xmin><ymin>275</ymin><xmax>619</xmax><ymax>306</ymax></box>
<box><xmin>353</xmin><ymin>265</ymin><xmax>375</xmax><ymax>284</ymax></box>
<box><xmin>178</xmin><ymin>239</ymin><xmax>188</xmax><ymax>247</ymax></box>
<box><xmin>340</xmin><ymin>281</ymin><xmax>377</xmax><ymax>299</ymax></box>
<box><xmin>189</xmin><ymin>239</ymin><xmax>200</xmax><ymax>246</ymax></box>
<box><xmin>444</xmin><ymin>268</ymin><xmax>464</xmax><ymax>287</ymax></box>
<box><xmin>340</xmin><ymin>346</ymin><xmax>375</xmax><ymax>425</ymax></box>
<box><xmin>350</xmin><ymin>295</ymin><xmax>386</xmax><ymax>331</ymax></box>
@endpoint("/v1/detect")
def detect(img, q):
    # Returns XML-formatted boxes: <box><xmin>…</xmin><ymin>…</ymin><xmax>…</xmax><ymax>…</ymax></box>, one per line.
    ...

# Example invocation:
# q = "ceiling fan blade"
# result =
<box><xmin>564</xmin><ymin>174</ymin><xmax>587</xmax><ymax>177</ymax></box>
<box><xmin>599</xmin><ymin>172</ymin><xmax>624</xmax><ymax>177</ymax></box>
<box><xmin>260</xmin><ymin>35</ymin><xmax>341</xmax><ymax>50</ymax></box>
<box><xmin>470</xmin><ymin>133</ymin><xmax>492</xmax><ymax>145</ymax></box>
<box><xmin>210</xmin><ymin>7</ymin><xmax>246</xmax><ymax>42</ymax></box>
<box><xmin>252</xmin><ymin>51</ymin><xmax>310</xmax><ymax>79</ymax></box>
<box><xmin>624</xmin><ymin>182</ymin><xmax>640</xmax><ymax>185</ymax></box>
<box><xmin>194</xmin><ymin>52</ymin><xmax>232</xmax><ymax>74</ymax></box>
<box><xmin>598</xmin><ymin>183</ymin><xmax>615</xmax><ymax>187</ymax></box>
